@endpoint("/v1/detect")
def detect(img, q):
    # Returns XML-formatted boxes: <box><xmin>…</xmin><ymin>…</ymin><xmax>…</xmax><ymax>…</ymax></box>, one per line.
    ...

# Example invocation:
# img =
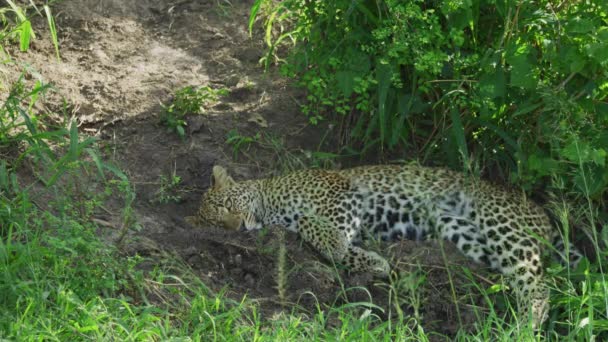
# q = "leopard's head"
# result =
<box><xmin>196</xmin><ymin>165</ymin><xmax>261</xmax><ymax>231</ymax></box>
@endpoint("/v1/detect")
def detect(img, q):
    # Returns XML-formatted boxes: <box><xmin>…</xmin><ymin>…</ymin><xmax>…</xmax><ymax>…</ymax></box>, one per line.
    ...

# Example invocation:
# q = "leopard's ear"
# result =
<box><xmin>211</xmin><ymin>165</ymin><xmax>236</xmax><ymax>190</ymax></box>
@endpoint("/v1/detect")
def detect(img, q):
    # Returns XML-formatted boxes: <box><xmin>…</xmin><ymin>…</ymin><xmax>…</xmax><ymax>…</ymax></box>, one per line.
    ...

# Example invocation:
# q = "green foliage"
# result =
<box><xmin>252</xmin><ymin>0</ymin><xmax>608</xmax><ymax>201</ymax></box>
<box><xmin>1</xmin><ymin>77</ymin><xmax>141</xmax><ymax>339</ymax></box>
<box><xmin>0</xmin><ymin>1</ymin><xmax>60</xmax><ymax>60</ymax></box>
<box><xmin>153</xmin><ymin>172</ymin><xmax>183</xmax><ymax>204</ymax></box>
<box><xmin>161</xmin><ymin>85</ymin><xmax>228</xmax><ymax>138</ymax></box>
<box><xmin>226</xmin><ymin>128</ymin><xmax>261</xmax><ymax>159</ymax></box>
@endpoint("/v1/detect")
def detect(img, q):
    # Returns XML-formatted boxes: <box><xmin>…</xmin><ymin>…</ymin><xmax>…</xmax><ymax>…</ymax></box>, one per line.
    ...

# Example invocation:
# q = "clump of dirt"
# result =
<box><xmin>4</xmin><ymin>0</ymin><xmax>493</xmax><ymax>336</ymax></box>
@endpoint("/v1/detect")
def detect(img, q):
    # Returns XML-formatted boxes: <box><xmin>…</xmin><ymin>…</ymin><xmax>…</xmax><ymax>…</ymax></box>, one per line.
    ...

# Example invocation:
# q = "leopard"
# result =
<box><xmin>189</xmin><ymin>163</ymin><xmax>582</xmax><ymax>328</ymax></box>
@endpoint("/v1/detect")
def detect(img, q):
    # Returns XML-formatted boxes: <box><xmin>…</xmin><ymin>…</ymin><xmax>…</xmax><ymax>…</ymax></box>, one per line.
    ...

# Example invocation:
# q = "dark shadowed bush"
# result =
<box><xmin>253</xmin><ymin>0</ymin><xmax>608</xmax><ymax>200</ymax></box>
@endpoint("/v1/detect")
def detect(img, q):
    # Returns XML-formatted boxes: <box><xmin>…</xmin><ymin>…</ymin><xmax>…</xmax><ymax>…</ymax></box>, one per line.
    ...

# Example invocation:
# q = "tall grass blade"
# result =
<box><xmin>18</xmin><ymin>20</ymin><xmax>32</xmax><ymax>52</ymax></box>
<box><xmin>353</xmin><ymin>1</ymin><xmax>379</xmax><ymax>25</ymax></box>
<box><xmin>450</xmin><ymin>108</ymin><xmax>468</xmax><ymax>165</ymax></box>
<box><xmin>68</xmin><ymin>120</ymin><xmax>79</xmax><ymax>158</ymax></box>
<box><xmin>44</xmin><ymin>5</ymin><xmax>60</xmax><ymax>61</ymax></box>
<box><xmin>248</xmin><ymin>0</ymin><xmax>265</xmax><ymax>36</ymax></box>
<box><xmin>5</xmin><ymin>0</ymin><xmax>27</xmax><ymax>22</ymax></box>
<box><xmin>471</xmin><ymin>117</ymin><xmax>519</xmax><ymax>152</ymax></box>
<box><xmin>85</xmin><ymin>148</ymin><xmax>106</xmax><ymax>181</ymax></box>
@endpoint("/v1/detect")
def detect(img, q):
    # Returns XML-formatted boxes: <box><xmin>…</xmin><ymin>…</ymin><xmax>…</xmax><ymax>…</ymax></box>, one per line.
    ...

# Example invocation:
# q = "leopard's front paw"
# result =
<box><xmin>368</xmin><ymin>251</ymin><xmax>391</xmax><ymax>278</ymax></box>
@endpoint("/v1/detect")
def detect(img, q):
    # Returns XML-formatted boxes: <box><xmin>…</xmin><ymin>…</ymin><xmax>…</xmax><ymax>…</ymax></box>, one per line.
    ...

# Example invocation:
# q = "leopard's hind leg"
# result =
<box><xmin>297</xmin><ymin>215</ymin><xmax>390</xmax><ymax>276</ymax></box>
<box><xmin>437</xmin><ymin>215</ymin><xmax>548</xmax><ymax>328</ymax></box>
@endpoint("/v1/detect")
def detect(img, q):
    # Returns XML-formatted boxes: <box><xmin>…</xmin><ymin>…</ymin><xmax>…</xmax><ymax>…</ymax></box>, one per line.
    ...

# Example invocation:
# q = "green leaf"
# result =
<box><xmin>353</xmin><ymin>1</ymin><xmax>379</xmax><ymax>25</ymax></box>
<box><xmin>19</xmin><ymin>20</ymin><xmax>32</xmax><ymax>52</ymax></box>
<box><xmin>585</xmin><ymin>41</ymin><xmax>608</xmax><ymax>65</ymax></box>
<box><xmin>176</xmin><ymin>125</ymin><xmax>185</xmax><ymax>138</ymax></box>
<box><xmin>311</xmin><ymin>151</ymin><xmax>339</xmax><ymax>160</ymax></box>
<box><xmin>602</xmin><ymin>225</ymin><xmax>608</xmax><ymax>249</ymax></box>
<box><xmin>336</xmin><ymin>71</ymin><xmax>355</xmax><ymax>97</ymax></box>
<box><xmin>563</xmin><ymin>46</ymin><xmax>586</xmax><ymax>73</ymax></box>
<box><xmin>527</xmin><ymin>154</ymin><xmax>559</xmax><ymax>176</ymax></box>
<box><xmin>574</xmin><ymin>164</ymin><xmax>607</xmax><ymax>197</ymax></box>
<box><xmin>506</xmin><ymin>44</ymin><xmax>536</xmax><ymax>90</ymax></box>
<box><xmin>596</xmin><ymin>102</ymin><xmax>608</xmax><ymax>124</ymax></box>
<box><xmin>450</xmin><ymin>108</ymin><xmax>468</xmax><ymax>164</ymax></box>
<box><xmin>527</xmin><ymin>154</ymin><xmax>541</xmax><ymax>171</ymax></box>
<box><xmin>389</xmin><ymin>94</ymin><xmax>413</xmax><ymax>147</ymax></box>
<box><xmin>471</xmin><ymin>117</ymin><xmax>519</xmax><ymax>153</ymax></box>
<box><xmin>560</xmin><ymin>140</ymin><xmax>606</xmax><ymax>166</ymax></box>
<box><xmin>44</xmin><ymin>5</ymin><xmax>61</xmax><ymax>61</ymax></box>
<box><xmin>0</xmin><ymin>161</ymin><xmax>8</xmax><ymax>191</ymax></box>
<box><xmin>591</xmin><ymin>149</ymin><xmax>607</xmax><ymax>166</ymax></box>
<box><xmin>86</xmin><ymin>148</ymin><xmax>106</xmax><ymax>181</ymax></box>
<box><xmin>69</xmin><ymin>120</ymin><xmax>79</xmax><ymax>158</ymax></box>
<box><xmin>566</xmin><ymin>17</ymin><xmax>595</xmax><ymax>34</ymax></box>
<box><xmin>478</xmin><ymin>67</ymin><xmax>506</xmax><ymax>99</ymax></box>
<box><xmin>512</xmin><ymin>101</ymin><xmax>542</xmax><ymax>117</ymax></box>
<box><xmin>598</xmin><ymin>26</ymin><xmax>608</xmax><ymax>42</ymax></box>
<box><xmin>248</xmin><ymin>0</ymin><xmax>265</xmax><ymax>36</ymax></box>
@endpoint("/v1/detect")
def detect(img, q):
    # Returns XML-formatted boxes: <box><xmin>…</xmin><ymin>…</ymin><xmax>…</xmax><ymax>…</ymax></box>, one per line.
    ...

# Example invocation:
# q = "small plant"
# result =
<box><xmin>0</xmin><ymin>0</ymin><xmax>60</xmax><ymax>61</ymax></box>
<box><xmin>225</xmin><ymin>128</ymin><xmax>260</xmax><ymax>159</ymax></box>
<box><xmin>161</xmin><ymin>85</ymin><xmax>228</xmax><ymax>138</ymax></box>
<box><xmin>388</xmin><ymin>266</ymin><xmax>427</xmax><ymax>322</ymax></box>
<box><xmin>113</xmin><ymin>177</ymin><xmax>139</xmax><ymax>245</ymax></box>
<box><xmin>153</xmin><ymin>171</ymin><xmax>182</xmax><ymax>204</ymax></box>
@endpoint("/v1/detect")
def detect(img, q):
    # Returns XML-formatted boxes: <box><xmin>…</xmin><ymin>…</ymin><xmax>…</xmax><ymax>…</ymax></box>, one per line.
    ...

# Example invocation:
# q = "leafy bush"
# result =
<box><xmin>252</xmin><ymin>0</ymin><xmax>608</xmax><ymax>202</ymax></box>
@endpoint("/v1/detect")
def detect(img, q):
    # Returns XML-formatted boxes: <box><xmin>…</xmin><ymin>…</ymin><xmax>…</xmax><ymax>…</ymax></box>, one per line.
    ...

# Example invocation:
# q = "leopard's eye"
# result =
<box><xmin>224</xmin><ymin>198</ymin><xmax>233</xmax><ymax>209</ymax></box>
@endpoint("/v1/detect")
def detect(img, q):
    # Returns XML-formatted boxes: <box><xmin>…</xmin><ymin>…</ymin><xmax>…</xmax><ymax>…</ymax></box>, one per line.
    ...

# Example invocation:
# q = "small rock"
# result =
<box><xmin>230</xmin><ymin>267</ymin><xmax>242</xmax><ymax>277</ymax></box>
<box><xmin>223</xmin><ymin>74</ymin><xmax>240</xmax><ymax>87</ymax></box>
<box><xmin>187</xmin><ymin>115</ymin><xmax>206</xmax><ymax>133</ymax></box>
<box><xmin>244</xmin><ymin>273</ymin><xmax>255</xmax><ymax>287</ymax></box>
<box><xmin>237</xmin><ymin>46</ymin><xmax>262</xmax><ymax>63</ymax></box>
<box><xmin>248</xmin><ymin>113</ymin><xmax>268</xmax><ymax>128</ymax></box>
<box><xmin>183</xmin><ymin>246</ymin><xmax>198</xmax><ymax>256</ymax></box>
<box><xmin>234</xmin><ymin>253</ymin><xmax>242</xmax><ymax>266</ymax></box>
<box><xmin>187</xmin><ymin>255</ymin><xmax>201</xmax><ymax>266</ymax></box>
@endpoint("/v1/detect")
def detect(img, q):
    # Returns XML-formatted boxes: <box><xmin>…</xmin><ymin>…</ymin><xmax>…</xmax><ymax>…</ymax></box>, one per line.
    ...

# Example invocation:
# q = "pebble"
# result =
<box><xmin>244</xmin><ymin>273</ymin><xmax>255</xmax><ymax>287</ymax></box>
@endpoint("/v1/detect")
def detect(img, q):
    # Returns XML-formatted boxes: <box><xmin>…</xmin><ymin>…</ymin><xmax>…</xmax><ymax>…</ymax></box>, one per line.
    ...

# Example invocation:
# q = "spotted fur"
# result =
<box><xmin>191</xmin><ymin>163</ymin><xmax>582</xmax><ymax>328</ymax></box>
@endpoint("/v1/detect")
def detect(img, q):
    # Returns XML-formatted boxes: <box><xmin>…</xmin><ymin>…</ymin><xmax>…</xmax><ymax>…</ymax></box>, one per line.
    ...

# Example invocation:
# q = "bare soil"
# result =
<box><xmin>3</xmin><ymin>0</ymin><xmax>495</xmax><ymax>337</ymax></box>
